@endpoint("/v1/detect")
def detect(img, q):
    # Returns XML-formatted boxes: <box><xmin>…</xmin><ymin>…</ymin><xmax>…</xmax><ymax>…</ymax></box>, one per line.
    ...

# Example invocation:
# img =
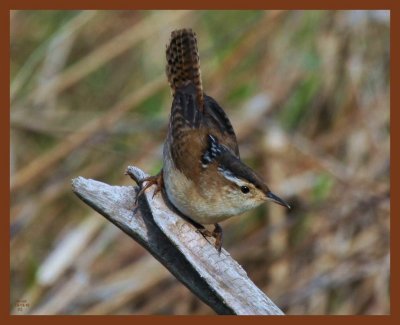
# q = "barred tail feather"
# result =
<box><xmin>166</xmin><ymin>28</ymin><xmax>204</xmax><ymax>109</ymax></box>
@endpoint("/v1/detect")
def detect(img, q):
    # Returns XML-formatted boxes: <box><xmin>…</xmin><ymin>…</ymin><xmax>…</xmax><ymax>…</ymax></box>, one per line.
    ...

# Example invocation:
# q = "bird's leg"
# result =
<box><xmin>125</xmin><ymin>169</ymin><xmax>163</xmax><ymax>205</ymax></box>
<box><xmin>196</xmin><ymin>223</ymin><xmax>223</xmax><ymax>253</ymax></box>
<box><xmin>212</xmin><ymin>223</ymin><xmax>223</xmax><ymax>253</ymax></box>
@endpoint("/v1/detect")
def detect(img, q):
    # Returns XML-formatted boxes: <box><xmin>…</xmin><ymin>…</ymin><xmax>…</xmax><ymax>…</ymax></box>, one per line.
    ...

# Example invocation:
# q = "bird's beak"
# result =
<box><xmin>266</xmin><ymin>191</ymin><xmax>291</xmax><ymax>209</ymax></box>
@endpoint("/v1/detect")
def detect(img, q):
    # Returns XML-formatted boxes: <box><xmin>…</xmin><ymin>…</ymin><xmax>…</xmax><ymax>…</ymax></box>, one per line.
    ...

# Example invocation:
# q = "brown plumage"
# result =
<box><xmin>165</xmin><ymin>29</ymin><xmax>239</xmax><ymax>182</ymax></box>
<box><xmin>166</xmin><ymin>28</ymin><xmax>204</xmax><ymax>110</ymax></box>
<box><xmin>134</xmin><ymin>28</ymin><xmax>290</xmax><ymax>253</ymax></box>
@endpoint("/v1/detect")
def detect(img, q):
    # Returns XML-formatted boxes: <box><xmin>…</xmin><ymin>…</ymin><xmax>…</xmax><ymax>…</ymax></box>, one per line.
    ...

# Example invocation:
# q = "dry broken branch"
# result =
<box><xmin>71</xmin><ymin>166</ymin><xmax>284</xmax><ymax>315</ymax></box>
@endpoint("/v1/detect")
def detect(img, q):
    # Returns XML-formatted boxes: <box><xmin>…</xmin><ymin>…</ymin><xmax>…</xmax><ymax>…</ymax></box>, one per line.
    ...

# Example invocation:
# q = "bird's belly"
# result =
<box><xmin>163</xmin><ymin>168</ymin><xmax>235</xmax><ymax>225</ymax></box>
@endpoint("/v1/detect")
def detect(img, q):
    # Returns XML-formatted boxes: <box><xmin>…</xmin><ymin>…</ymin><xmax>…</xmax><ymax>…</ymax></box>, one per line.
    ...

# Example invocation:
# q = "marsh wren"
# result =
<box><xmin>135</xmin><ymin>28</ymin><xmax>290</xmax><ymax>252</ymax></box>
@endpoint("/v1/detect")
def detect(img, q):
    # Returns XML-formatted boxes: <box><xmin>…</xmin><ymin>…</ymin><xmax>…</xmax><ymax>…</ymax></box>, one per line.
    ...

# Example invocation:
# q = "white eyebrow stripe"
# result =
<box><xmin>217</xmin><ymin>167</ymin><xmax>246</xmax><ymax>187</ymax></box>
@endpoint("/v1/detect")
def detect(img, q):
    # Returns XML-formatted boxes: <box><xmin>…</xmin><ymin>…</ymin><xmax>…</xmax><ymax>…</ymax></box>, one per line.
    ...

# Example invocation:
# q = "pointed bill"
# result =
<box><xmin>267</xmin><ymin>191</ymin><xmax>291</xmax><ymax>209</ymax></box>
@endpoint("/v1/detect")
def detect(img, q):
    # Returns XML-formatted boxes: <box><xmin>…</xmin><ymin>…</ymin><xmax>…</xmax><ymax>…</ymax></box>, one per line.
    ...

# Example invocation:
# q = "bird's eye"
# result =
<box><xmin>240</xmin><ymin>186</ymin><xmax>250</xmax><ymax>194</ymax></box>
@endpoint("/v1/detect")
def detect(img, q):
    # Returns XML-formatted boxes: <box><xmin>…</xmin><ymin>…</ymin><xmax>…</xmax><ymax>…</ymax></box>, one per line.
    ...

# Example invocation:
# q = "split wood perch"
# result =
<box><xmin>71</xmin><ymin>165</ymin><xmax>284</xmax><ymax>315</ymax></box>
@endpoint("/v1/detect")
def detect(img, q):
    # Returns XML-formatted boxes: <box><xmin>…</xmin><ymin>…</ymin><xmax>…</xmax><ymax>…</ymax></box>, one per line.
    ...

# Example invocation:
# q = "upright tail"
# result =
<box><xmin>166</xmin><ymin>28</ymin><xmax>204</xmax><ymax>109</ymax></box>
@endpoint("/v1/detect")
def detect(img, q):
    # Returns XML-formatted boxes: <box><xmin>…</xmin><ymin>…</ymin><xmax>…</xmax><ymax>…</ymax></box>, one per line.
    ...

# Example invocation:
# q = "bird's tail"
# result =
<box><xmin>166</xmin><ymin>28</ymin><xmax>204</xmax><ymax>109</ymax></box>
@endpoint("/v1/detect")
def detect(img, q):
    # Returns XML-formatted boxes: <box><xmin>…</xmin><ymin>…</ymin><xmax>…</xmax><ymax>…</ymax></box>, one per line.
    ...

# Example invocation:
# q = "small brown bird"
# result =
<box><xmin>137</xmin><ymin>28</ymin><xmax>290</xmax><ymax>252</ymax></box>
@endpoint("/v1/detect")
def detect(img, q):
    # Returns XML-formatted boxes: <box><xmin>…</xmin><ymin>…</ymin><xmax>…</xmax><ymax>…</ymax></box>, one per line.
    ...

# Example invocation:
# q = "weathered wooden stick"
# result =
<box><xmin>71</xmin><ymin>166</ymin><xmax>284</xmax><ymax>315</ymax></box>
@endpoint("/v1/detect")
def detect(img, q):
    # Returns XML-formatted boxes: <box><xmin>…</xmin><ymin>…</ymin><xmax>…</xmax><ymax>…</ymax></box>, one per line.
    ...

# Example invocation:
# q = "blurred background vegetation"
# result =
<box><xmin>10</xmin><ymin>10</ymin><xmax>390</xmax><ymax>315</ymax></box>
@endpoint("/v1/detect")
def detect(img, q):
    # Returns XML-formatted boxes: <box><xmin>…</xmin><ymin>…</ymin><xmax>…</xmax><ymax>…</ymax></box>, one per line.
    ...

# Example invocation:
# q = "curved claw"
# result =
<box><xmin>196</xmin><ymin>228</ymin><xmax>214</xmax><ymax>246</ymax></box>
<box><xmin>127</xmin><ymin>171</ymin><xmax>163</xmax><ymax>206</ymax></box>
<box><xmin>196</xmin><ymin>224</ymin><xmax>223</xmax><ymax>254</ymax></box>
